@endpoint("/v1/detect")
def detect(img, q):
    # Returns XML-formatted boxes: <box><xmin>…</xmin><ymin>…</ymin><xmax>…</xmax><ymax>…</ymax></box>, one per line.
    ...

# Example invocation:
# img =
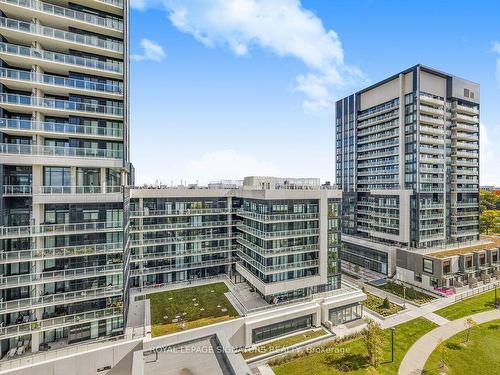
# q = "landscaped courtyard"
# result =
<box><xmin>362</xmin><ymin>292</ymin><xmax>404</xmax><ymax>317</ymax></box>
<box><xmin>146</xmin><ymin>282</ymin><xmax>240</xmax><ymax>336</ymax></box>
<box><xmin>375</xmin><ymin>281</ymin><xmax>436</xmax><ymax>305</ymax></box>
<box><xmin>271</xmin><ymin>317</ymin><xmax>437</xmax><ymax>375</ymax></box>
<box><xmin>424</xmin><ymin>319</ymin><xmax>500</xmax><ymax>374</ymax></box>
<box><xmin>435</xmin><ymin>289</ymin><xmax>497</xmax><ymax>320</ymax></box>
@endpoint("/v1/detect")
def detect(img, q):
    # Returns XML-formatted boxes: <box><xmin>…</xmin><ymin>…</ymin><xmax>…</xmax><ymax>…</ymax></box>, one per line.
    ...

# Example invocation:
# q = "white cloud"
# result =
<box><xmin>135</xmin><ymin>149</ymin><xmax>280</xmax><ymax>186</ymax></box>
<box><xmin>132</xmin><ymin>0</ymin><xmax>365</xmax><ymax>112</ymax></box>
<box><xmin>131</xmin><ymin>38</ymin><xmax>166</xmax><ymax>62</ymax></box>
<box><xmin>480</xmin><ymin>123</ymin><xmax>500</xmax><ymax>186</ymax></box>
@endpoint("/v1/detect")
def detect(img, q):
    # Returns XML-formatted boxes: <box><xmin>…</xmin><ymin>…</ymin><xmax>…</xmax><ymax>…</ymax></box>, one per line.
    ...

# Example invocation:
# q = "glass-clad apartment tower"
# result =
<box><xmin>0</xmin><ymin>0</ymin><xmax>129</xmax><ymax>354</ymax></box>
<box><xmin>336</xmin><ymin>65</ymin><xmax>480</xmax><ymax>275</ymax></box>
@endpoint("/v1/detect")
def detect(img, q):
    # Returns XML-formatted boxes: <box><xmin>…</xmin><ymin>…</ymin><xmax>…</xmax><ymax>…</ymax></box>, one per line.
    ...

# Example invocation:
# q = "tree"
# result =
<box><xmin>437</xmin><ymin>338</ymin><xmax>448</xmax><ymax>372</ymax></box>
<box><xmin>480</xmin><ymin>210</ymin><xmax>499</xmax><ymax>234</ymax></box>
<box><xmin>381</xmin><ymin>297</ymin><xmax>391</xmax><ymax>309</ymax></box>
<box><xmin>464</xmin><ymin>317</ymin><xmax>477</xmax><ymax>344</ymax></box>
<box><xmin>363</xmin><ymin>319</ymin><xmax>384</xmax><ymax>367</ymax></box>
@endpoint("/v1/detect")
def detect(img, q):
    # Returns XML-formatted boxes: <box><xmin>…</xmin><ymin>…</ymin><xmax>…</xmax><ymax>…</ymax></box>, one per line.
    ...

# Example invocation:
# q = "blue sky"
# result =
<box><xmin>129</xmin><ymin>0</ymin><xmax>500</xmax><ymax>186</ymax></box>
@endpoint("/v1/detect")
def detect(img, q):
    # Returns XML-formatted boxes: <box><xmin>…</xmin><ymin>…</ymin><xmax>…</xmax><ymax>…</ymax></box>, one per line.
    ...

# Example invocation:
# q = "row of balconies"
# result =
<box><xmin>0</xmin><ymin>264</ymin><xmax>122</xmax><ymax>289</ymax></box>
<box><xmin>452</xmin><ymin>123</ymin><xmax>478</xmax><ymax>133</ymax></box>
<box><xmin>419</xmin><ymin>145</ymin><xmax>445</xmax><ymax>155</ymax></box>
<box><xmin>357</xmin><ymin>139</ymin><xmax>399</xmax><ymax>152</ymax></box>
<box><xmin>0</xmin><ymin>285</ymin><xmax>122</xmax><ymax>315</ymax></box>
<box><xmin>453</xmin><ymin>132</ymin><xmax>479</xmax><ymax>142</ymax></box>
<box><xmin>451</xmin><ymin>202</ymin><xmax>479</xmax><ymax>208</ymax></box>
<box><xmin>0</xmin><ymin>41</ymin><xmax>123</xmax><ymax>76</ymax></box>
<box><xmin>420</xmin><ymin>125</ymin><xmax>444</xmax><ymax>136</ymax></box>
<box><xmin>356</xmin><ymin>119</ymin><xmax>399</xmax><ymax>137</ymax></box>
<box><xmin>452</xmin><ymin>219</ymin><xmax>480</xmax><ymax>227</ymax></box>
<box><xmin>0</xmin><ymin>143</ymin><xmax>123</xmax><ymax>160</ymax></box>
<box><xmin>236</xmin><ymin>236</ymin><xmax>319</xmax><ymax>257</ymax></box>
<box><xmin>236</xmin><ymin>223</ymin><xmax>319</xmax><ymax>240</ymax></box>
<box><xmin>419</xmin><ymin>94</ymin><xmax>444</xmax><ymax>107</ymax></box>
<box><xmin>419</xmin><ymin>155</ymin><xmax>445</xmax><ymax>164</ymax></box>
<box><xmin>0</xmin><ymin>241</ymin><xmax>122</xmax><ymax>264</ymax></box>
<box><xmin>2</xmin><ymin>185</ymin><xmax>122</xmax><ymax>196</ymax></box>
<box><xmin>452</xmin><ymin>103</ymin><xmax>479</xmax><ymax>115</ymax></box>
<box><xmin>129</xmin><ymin>208</ymin><xmax>233</xmax><ymax>218</ymax></box>
<box><xmin>0</xmin><ymin>220</ymin><xmax>123</xmax><ymax>239</ymax></box>
<box><xmin>0</xmin><ymin>16</ymin><xmax>123</xmax><ymax>57</ymax></box>
<box><xmin>0</xmin><ymin>306</ymin><xmax>122</xmax><ymax>340</ymax></box>
<box><xmin>357</xmin><ymin>129</ymin><xmax>398</xmax><ymax>145</ymax></box>
<box><xmin>0</xmin><ymin>67</ymin><xmax>123</xmax><ymax>98</ymax></box>
<box><xmin>357</xmin><ymin>177</ymin><xmax>399</xmax><ymax>184</ymax></box>
<box><xmin>451</xmin><ymin>113</ymin><xmax>479</xmax><ymax>125</ymax></box>
<box><xmin>357</xmin><ymin>168</ymin><xmax>399</xmax><ymax>176</ymax></box>
<box><xmin>420</xmin><ymin>114</ymin><xmax>444</xmax><ymax>126</ymax></box>
<box><xmin>419</xmin><ymin>104</ymin><xmax>444</xmax><ymax>116</ymax></box>
<box><xmin>0</xmin><ymin>118</ymin><xmax>123</xmax><ymax>140</ymax></box>
<box><xmin>357</xmin><ymin>158</ymin><xmax>398</xmax><ymax>169</ymax></box>
<box><xmin>130</xmin><ymin>245</ymin><xmax>232</xmax><ymax>262</ymax></box>
<box><xmin>420</xmin><ymin>166</ymin><xmax>445</xmax><ymax>174</ymax></box>
<box><xmin>0</xmin><ymin>93</ymin><xmax>123</xmax><ymax>118</ymax></box>
<box><xmin>130</xmin><ymin>258</ymin><xmax>232</xmax><ymax>277</ymax></box>
<box><xmin>420</xmin><ymin>134</ymin><xmax>444</xmax><ymax>145</ymax></box>
<box><xmin>237</xmin><ymin>250</ymin><xmax>319</xmax><ymax>274</ymax></box>
<box><xmin>357</xmin><ymin>101</ymin><xmax>399</xmax><ymax>121</ymax></box>
<box><xmin>357</xmin><ymin>149</ymin><xmax>399</xmax><ymax>160</ymax></box>
<box><xmin>129</xmin><ymin>220</ymin><xmax>233</xmax><ymax>233</ymax></box>
<box><xmin>237</xmin><ymin>210</ymin><xmax>319</xmax><ymax>223</ymax></box>
<box><xmin>0</xmin><ymin>0</ymin><xmax>123</xmax><ymax>34</ymax></box>
<box><xmin>129</xmin><ymin>233</ymin><xmax>236</xmax><ymax>248</ymax></box>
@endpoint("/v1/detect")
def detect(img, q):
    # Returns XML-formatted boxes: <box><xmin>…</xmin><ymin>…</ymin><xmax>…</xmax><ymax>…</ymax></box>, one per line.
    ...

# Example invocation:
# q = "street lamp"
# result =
<box><xmin>391</xmin><ymin>327</ymin><xmax>395</xmax><ymax>362</ymax></box>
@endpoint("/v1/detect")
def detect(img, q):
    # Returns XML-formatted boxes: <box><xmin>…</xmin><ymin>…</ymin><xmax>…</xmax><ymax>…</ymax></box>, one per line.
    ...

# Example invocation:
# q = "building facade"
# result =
<box><xmin>127</xmin><ymin>177</ymin><xmax>343</xmax><ymax>304</ymax></box>
<box><xmin>0</xmin><ymin>0</ymin><xmax>129</xmax><ymax>354</ymax></box>
<box><xmin>336</xmin><ymin>65</ymin><xmax>480</xmax><ymax>276</ymax></box>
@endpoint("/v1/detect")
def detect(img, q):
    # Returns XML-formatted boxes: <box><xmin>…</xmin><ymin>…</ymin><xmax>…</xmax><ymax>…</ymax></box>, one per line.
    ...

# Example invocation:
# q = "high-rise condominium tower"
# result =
<box><xmin>336</xmin><ymin>65</ymin><xmax>480</xmax><ymax>276</ymax></box>
<box><xmin>0</xmin><ymin>0</ymin><xmax>129</xmax><ymax>353</ymax></box>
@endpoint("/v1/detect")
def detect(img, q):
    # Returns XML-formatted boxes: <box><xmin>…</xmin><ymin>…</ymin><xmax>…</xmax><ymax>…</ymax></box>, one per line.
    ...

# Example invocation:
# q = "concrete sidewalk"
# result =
<box><xmin>398</xmin><ymin>309</ymin><xmax>500</xmax><ymax>375</ymax></box>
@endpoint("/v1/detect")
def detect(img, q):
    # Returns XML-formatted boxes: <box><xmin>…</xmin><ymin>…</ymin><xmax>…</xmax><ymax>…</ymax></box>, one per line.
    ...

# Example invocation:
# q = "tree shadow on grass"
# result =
<box><xmin>445</xmin><ymin>342</ymin><xmax>462</xmax><ymax>351</ymax></box>
<box><xmin>487</xmin><ymin>324</ymin><xmax>500</xmax><ymax>330</ymax></box>
<box><xmin>323</xmin><ymin>353</ymin><xmax>368</xmax><ymax>372</ymax></box>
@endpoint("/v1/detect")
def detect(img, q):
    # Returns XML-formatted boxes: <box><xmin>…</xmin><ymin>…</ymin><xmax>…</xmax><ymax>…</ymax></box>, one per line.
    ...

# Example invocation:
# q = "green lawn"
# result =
<box><xmin>242</xmin><ymin>329</ymin><xmax>328</xmax><ymax>359</ymax></box>
<box><xmin>434</xmin><ymin>289</ymin><xmax>497</xmax><ymax>320</ymax></box>
<box><xmin>362</xmin><ymin>293</ymin><xmax>404</xmax><ymax>317</ymax></box>
<box><xmin>146</xmin><ymin>282</ymin><xmax>240</xmax><ymax>336</ymax></box>
<box><xmin>375</xmin><ymin>281</ymin><xmax>436</xmax><ymax>305</ymax></box>
<box><xmin>424</xmin><ymin>319</ymin><xmax>500</xmax><ymax>374</ymax></box>
<box><xmin>271</xmin><ymin>317</ymin><xmax>437</xmax><ymax>375</ymax></box>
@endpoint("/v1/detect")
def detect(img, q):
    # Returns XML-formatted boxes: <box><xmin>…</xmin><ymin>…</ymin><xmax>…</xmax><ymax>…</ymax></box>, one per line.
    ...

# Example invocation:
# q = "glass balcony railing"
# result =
<box><xmin>0</xmin><ymin>0</ymin><xmax>123</xmax><ymax>31</ymax></box>
<box><xmin>2</xmin><ymin>184</ymin><xmax>31</xmax><ymax>195</ymax></box>
<box><xmin>0</xmin><ymin>143</ymin><xmax>123</xmax><ymax>159</ymax></box>
<box><xmin>97</xmin><ymin>0</ymin><xmax>124</xmax><ymax>8</ymax></box>
<box><xmin>0</xmin><ymin>221</ymin><xmax>123</xmax><ymax>238</ymax></box>
<box><xmin>0</xmin><ymin>242</ymin><xmax>122</xmax><ymax>263</ymax></box>
<box><xmin>0</xmin><ymin>17</ymin><xmax>123</xmax><ymax>53</ymax></box>
<box><xmin>0</xmin><ymin>93</ymin><xmax>123</xmax><ymax>117</ymax></box>
<box><xmin>0</xmin><ymin>42</ymin><xmax>123</xmax><ymax>74</ymax></box>
<box><xmin>0</xmin><ymin>118</ymin><xmax>123</xmax><ymax>138</ymax></box>
<box><xmin>38</xmin><ymin>185</ymin><xmax>122</xmax><ymax>194</ymax></box>
<box><xmin>0</xmin><ymin>67</ymin><xmax>123</xmax><ymax>94</ymax></box>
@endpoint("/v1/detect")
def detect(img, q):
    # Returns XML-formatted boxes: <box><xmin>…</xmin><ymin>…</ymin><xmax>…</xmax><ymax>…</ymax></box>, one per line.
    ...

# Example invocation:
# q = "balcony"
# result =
<box><xmin>0</xmin><ymin>143</ymin><xmax>123</xmax><ymax>167</ymax></box>
<box><xmin>0</xmin><ymin>67</ymin><xmax>123</xmax><ymax>98</ymax></box>
<box><xmin>452</xmin><ymin>103</ymin><xmax>478</xmax><ymax>115</ymax></box>
<box><xmin>420</xmin><ymin>125</ymin><xmax>444</xmax><ymax>136</ymax></box>
<box><xmin>0</xmin><ymin>118</ymin><xmax>123</xmax><ymax>140</ymax></box>
<box><xmin>0</xmin><ymin>0</ymin><xmax>123</xmax><ymax>35</ymax></box>
<box><xmin>2</xmin><ymin>184</ymin><xmax>31</xmax><ymax>196</ymax></box>
<box><xmin>0</xmin><ymin>16</ymin><xmax>123</xmax><ymax>58</ymax></box>
<box><xmin>419</xmin><ymin>95</ymin><xmax>444</xmax><ymax>107</ymax></box>
<box><xmin>0</xmin><ymin>286</ymin><xmax>122</xmax><ymax>314</ymax></box>
<box><xmin>37</xmin><ymin>185</ymin><xmax>122</xmax><ymax>194</ymax></box>
<box><xmin>236</xmin><ymin>224</ymin><xmax>319</xmax><ymax>240</ymax></box>
<box><xmin>131</xmin><ymin>259</ymin><xmax>232</xmax><ymax>277</ymax></box>
<box><xmin>237</xmin><ymin>210</ymin><xmax>319</xmax><ymax>223</ymax></box>
<box><xmin>0</xmin><ymin>264</ymin><xmax>123</xmax><ymax>288</ymax></box>
<box><xmin>0</xmin><ymin>242</ymin><xmax>122</xmax><ymax>264</ymax></box>
<box><xmin>452</xmin><ymin>123</ymin><xmax>478</xmax><ymax>133</ymax></box>
<box><xmin>451</xmin><ymin>113</ymin><xmax>479</xmax><ymax>124</ymax></box>
<box><xmin>0</xmin><ymin>220</ymin><xmax>123</xmax><ymax>239</ymax></box>
<box><xmin>129</xmin><ymin>220</ymin><xmax>232</xmax><ymax>233</ymax></box>
<box><xmin>237</xmin><ymin>250</ymin><xmax>319</xmax><ymax>274</ymax></box>
<box><xmin>419</xmin><ymin>105</ymin><xmax>444</xmax><ymax>116</ymax></box>
<box><xmin>0</xmin><ymin>94</ymin><xmax>123</xmax><ymax>119</ymax></box>
<box><xmin>0</xmin><ymin>307</ymin><xmax>122</xmax><ymax>339</ymax></box>
<box><xmin>71</xmin><ymin>0</ymin><xmax>124</xmax><ymax>15</ymax></box>
<box><xmin>237</xmin><ymin>236</ymin><xmax>319</xmax><ymax>257</ymax></box>
<box><xmin>130</xmin><ymin>233</ymin><xmax>236</xmax><ymax>248</ymax></box>
<box><xmin>130</xmin><ymin>245</ymin><xmax>232</xmax><ymax>262</ymax></box>
<box><xmin>0</xmin><ymin>42</ymin><xmax>122</xmax><ymax>77</ymax></box>
<box><xmin>129</xmin><ymin>208</ymin><xmax>232</xmax><ymax>218</ymax></box>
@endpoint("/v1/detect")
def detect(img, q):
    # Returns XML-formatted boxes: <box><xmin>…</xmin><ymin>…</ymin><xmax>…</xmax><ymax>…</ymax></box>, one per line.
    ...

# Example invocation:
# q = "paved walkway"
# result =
<box><xmin>398</xmin><ymin>309</ymin><xmax>500</xmax><ymax>375</ymax></box>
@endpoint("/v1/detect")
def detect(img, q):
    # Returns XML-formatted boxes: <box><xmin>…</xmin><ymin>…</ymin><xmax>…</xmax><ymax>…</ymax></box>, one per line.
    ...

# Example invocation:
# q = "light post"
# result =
<box><xmin>391</xmin><ymin>327</ymin><xmax>395</xmax><ymax>362</ymax></box>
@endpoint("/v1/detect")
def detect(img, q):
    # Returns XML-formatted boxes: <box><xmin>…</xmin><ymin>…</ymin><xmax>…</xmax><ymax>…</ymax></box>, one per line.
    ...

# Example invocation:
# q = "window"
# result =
<box><xmin>443</xmin><ymin>260</ymin><xmax>451</xmax><ymax>274</ymax></box>
<box><xmin>423</xmin><ymin>259</ymin><xmax>433</xmax><ymax>274</ymax></box>
<box><xmin>414</xmin><ymin>272</ymin><xmax>422</xmax><ymax>283</ymax></box>
<box><xmin>251</xmin><ymin>315</ymin><xmax>312</xmax><ymax>343</ymax></box>
<box><xmin>464</xmin><ymin>88</ymin><xmax>470</xmax><ymax>98</ymax></box>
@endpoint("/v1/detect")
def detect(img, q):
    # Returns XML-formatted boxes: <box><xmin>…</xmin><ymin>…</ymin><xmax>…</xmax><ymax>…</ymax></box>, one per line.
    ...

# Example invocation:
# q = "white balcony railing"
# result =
<box><xmin>0</xmin><ymin>67</ymin><xmax>123</xmax><ymax>95</ymax></box>
<box><xmin>0</xmin><ymin>94</ymin><xmax>123</xmax><ymax>117</ymax></box>
<box><xmin>0</xmin><ymin>220</ymin><xmax>123</xmax><ymax>238</ymax></box>
<box><xmin>2</xmin><ymin>185</ymin><xmax>31</xmax><ymax>195</ymax></box>
<box><xmin>0</xmin><ymin>0</ymin><xmax>123</xmax><ymax>31</ymax></box>
<box><xmin>37</xmin><ymin>185</ymin><xmax>122</xmax><ymax>194</ymax></box>
<box><xmin>0</xmin><ymin>17</ymin><xmax>123</xmax><ymax>54</ymax></box>
<box><xmin>0</xmin><ymin>118</ymin><xmax>123</xmax><ymax>138</ymax></box>
<box><xmin>0</xmin><ymin>143</ymin><xmax>123</xmax><ymax>159</ymax></box>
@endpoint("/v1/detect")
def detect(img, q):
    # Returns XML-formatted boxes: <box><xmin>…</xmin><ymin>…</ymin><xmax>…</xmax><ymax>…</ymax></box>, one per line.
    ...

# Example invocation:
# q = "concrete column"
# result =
<box><xmin>71</xmin><ymin>166</ymin><xmax>77</xmax><ymax>193</ymax></box>
<box><xmin>90</xmin><ymin>321</ymin><xmax>99</xmax><ymax>339</ymax></box>
<box><xmin>100</xmin><ymin>167</ymin><xmax>107</xmax><ymax>193</ymax></box>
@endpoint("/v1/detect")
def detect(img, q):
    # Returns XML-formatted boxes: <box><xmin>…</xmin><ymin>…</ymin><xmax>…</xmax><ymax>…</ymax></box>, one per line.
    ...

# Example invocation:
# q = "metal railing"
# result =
<box><xmin>237</xmin><ymin>224</ymin><xmax>319</xmax><ymax>239</ymax></box>
<box><xmin>236</xmin><ymin>236</ymin><xmax>319</xmax><ymax>256</ymax></box>
<box><xmin>0</xmin><ymin>42</ymin><xmax>123</xmax><ymax>73</ymax></box>
<box><xmin>130</xmin><ymin>220</ymin><xmax>232</xmax><ymax>232</ymax></box>
<box><xmin>37</xmin><ymin>185</ymin><xmax>122</xmax><ymax>194</ymax></box>
<box><xmin>131</xmin><ymin>259</ymin><xmax>232</xmax><ymax>276</ymax></box>
<box><xmin>0</xmin><ymin>93</ymin><xmax>123</xmax><ymax>117</ymax></box>
<box><xmin>0</xmin><ymin>143</ymin><xmax>123</xmax><ymax>159</ymax></box>
<box><xmin>0</xmin><ymin>0</ymin><xmax>123</xmax><ymax>31</ymax></box>
<box><xmin>129</xmin><ymin>208</ymin><xmax>232</xmax><ymax>217</ymax></box>
<box><xmin>0</xmin><ymin>118</ymin><xmax>123</xmax><ymax>138</ymax></box>
<box><xmin>130</xmin><ymin>245</ymin><xmax>232</xmax><ymax>262</ymax></box>
<box><xmin>237</xmin><ymin>210</ymin><xmax>319</xmax><ymax>222</ymax></box>
<box><xmin>0</xmin><ymin>67</ymin><xmax>123</xmax><ymax>94</ymax></box>
<box><xmin>0</xmin><ymin>16</ymin><xmax>123</xmax><ymax>53</ymax></box>
<box><xmin>0</xmin><ymin>242</ymin><xmax>122</xmax><ymax>263</ymax></box>
<box><xmin>237</xmin><ymin>250</ymin><xmax>318</xmax><ymax>273</ymax></box>
<box><xmin>0</xmin><ymin>220</ymin><xmax>123</xmax><ymax>238</ymax></box>
<box><xmin>129</xmin><ymin>233</ymin><xmax>236</xmax><ymax>248</ymax></box>
<box><xmin>2</xmin><ymin>185</ymin><xmax>31</xmax><ymax>195</ymax></box>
